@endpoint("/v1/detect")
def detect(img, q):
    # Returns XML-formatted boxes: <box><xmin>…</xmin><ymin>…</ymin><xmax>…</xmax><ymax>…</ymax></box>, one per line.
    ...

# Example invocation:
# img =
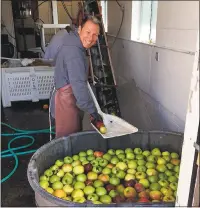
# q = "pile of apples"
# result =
<box><xmin>39</xmin><ymin>148</ymin><xmax>180</xmax><ymax>204</ymax></box>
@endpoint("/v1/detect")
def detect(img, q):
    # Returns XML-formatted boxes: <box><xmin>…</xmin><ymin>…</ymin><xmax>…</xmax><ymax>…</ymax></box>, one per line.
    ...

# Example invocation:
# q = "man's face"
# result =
<box><xmin>78</xmin><ymin>20</ymin><xmax>100</xmax><ymax>49</ymax></box>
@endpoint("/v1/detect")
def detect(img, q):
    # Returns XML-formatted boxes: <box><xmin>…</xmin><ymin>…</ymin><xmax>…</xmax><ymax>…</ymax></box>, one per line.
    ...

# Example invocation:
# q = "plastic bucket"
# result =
<box><xmin>27</xmin><ymin>130</ymin><xmax>183</xmax><ymax>207</ymax></box>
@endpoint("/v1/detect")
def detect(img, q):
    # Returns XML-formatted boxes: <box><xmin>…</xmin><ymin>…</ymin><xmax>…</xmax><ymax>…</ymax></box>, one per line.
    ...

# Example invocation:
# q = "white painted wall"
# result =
<box><xmin>107</xmin><ymin>1</ymin><xmax>199</xmax><ymax>132</ymax></box>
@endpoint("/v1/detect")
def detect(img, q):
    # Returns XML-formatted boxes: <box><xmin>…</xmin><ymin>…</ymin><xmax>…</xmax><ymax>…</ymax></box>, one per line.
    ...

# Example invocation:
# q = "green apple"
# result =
<box><xmin>87</xmin><ymin>155</ymin><xmax>95</xmax><ymax>161</ymax></box>
<box><xmin>162</xmin><ymin>151</ymin><xmax>170</xmax><ymax>156</ymax></box>
<box><xmin>156</xmin><ymin>164</ymin><xmax>167</xmax><ymax>173</ymax></box>
<box><xmin>79</xmin><ymin>151</ymin><xmax>87</xmax><ymax>157</ymax></box>
<box><xmin>168</xmin><ymin>176</ymin><xmax>178</xmax><ymax>183</ymax></box>
<box><xmin>93</xmin><ymin>180</ymin><xmax>104</xmax><ymax>188</ymax></box>
<box><xmin>165</xmin><ymin>170</ymin><xmax>173</xmax><ymax>177</ymax></box>
<box><xmin>100</xmin><ymin>195</ymin><xmax>112</xmax><ymax>204</ymax></box>
<box><xmin>44</xmin><ymin>169</ymin><xmax>53</xmax><ymax>177</ymax></box>
<box><xmin>151</xmin><ymin>148</ymin><xmax>161</xmax><ymax>156</ymax></box>
<box><xmin>55</xmin><ymin>159</ymin><xmax>64</xmax><ymax>167</ymax></box>
<box><xmin>133</xmin><ymin>148</ymin><xmax>142</xmax><ymax>155</ymax></box>
<box><xmin>142</xmin><ymin>150</ymin><xmax>151</xmax><ymax>157</ymax></box>
<box><xmin>72</xmin><ymin>155</ymin><xmax>79</xmax><ymax>161</ymax></box>
<box><xmin>137</xmin><ymin>165</ymin><xmax>147</xmax><ymax>172</ymax></box>
<box><xmin>62</xmin><ymin>164</ymin><xmax>73</xmax><ymax>173</ymax></box>
<box><xmin>139</xmin><ymin>178</ymin><xmax>150</xmax><ymax>188</ymax></box>
<box><xmin>103</xmin><ymin>153</ymin><xmax>112</xmax><ymax>161</ymax></box>
<box><xmin>109</xmin><ymin>190</ymin><xmax>118</xmax><ymax>198</ymax></box>
<box><xmin>40</xmin><ymin>175</ymin><xmax>49</xmax><ymax>181</ymax></box>
<box><xmin>56</xmin><ymin>169</ymin><xmax>64</xmax><ymax>177</ymax></box>
<box><xmin>158</xmin><ymin>173</ymin><xmax>168</xmax><ymax>180</ymax></box>
<box><xmin>116</xmin><ymin>184</ymin><xmax>125</xmax><ymax>195</ymax></box>
<box><xmin>79</xmin><ymin>156</ymin><xmax>87</xmax><ymax>162</ymax></box>
<box><xmin>146</xmin><ymin>168</ymin><xmax>158</xmax><ymax>176</ymax></box>
<box><xmin>46</xmin><ymin>187</ymin><xmax>54</xmax><ymax>194</ymax></box>
<box><xmin>125</xmin><ymin>148</ymin><xmax>133</xmax><ymax>154</ymax></box>
<box><xmin>127</xmin><ymin>168</ymin><xmax>136</xmax><ymax>175</ymax></box>
<box><xmin>125</xmin><ymin>173</ymin><xmax>135</xmax><ymax>181</ymax></box>
<box><xmin>109</xmin><ymin>177</ymin><xmax>120</xmax><ymax>186</ymax></box>
<box><xmin>174</xmin><ymin>165</ymin><xmax>180</xmax><ymax>173</ymax></box>
<box><xmin>73</xmin><ymin>197</ymin><xmax>86</xmax><ymax>203</ymax></box>
<box><xmin>62</xmin><ymin>175</ymin><xmax>73</xmax><ymax>185</ymax></box>
<box><xmin>52</xmin><ymin>181</ymin><xmax>63</xmax><ymax>190</ymax></box>
<box><xmin>137</xmin><ymin>159</ymin><xmax>146</xmax><ymax>166</ymax></box>
<box><xmin>99</xmin><ymin>159</ymin><xmax>108</xmax><ymax>167</ymax></box>
<box><xmin>82</xmin><ymin>160</ymin><xmax>89</xmax><ymax>166</ymax></box>
<box><xmin>63</xmin><ymin>184</ymin><xmax>74</xmax><ymax>194</ymax></box>
<box><xmin>76</xmin><ymin>173</ymin><xmax>87</xmax><ymax>182</ymax></box>
<box><xmin>161</xmin><ymin>187</ymin><xmax>173</xmax><ymax>196</ymax></box>
<box><xmin>96</xmin><ymin>187</ymin><xmax>107</xmax><ymax>196</ymax></box>
<box><xmin>116</xmin><ymin>162</ymin><xmax>127</xmax><ymax>171</ymax></box>
<box><xmin>86</xmin><ymin>149</ymin><xmax>94</xmax><ymax>156</ymax></box>
<box><xmin>122</xmin><ymin>158</ymin><xmax>130</xmax><ymax>163</ymax></box>
<box><xmin>111</xmin><ymin>167</ymin><xmax>118</xmax><ymax>174</ymax></box>
<box><xmin>135</xmin><ymin>171</ymin><xmax>146</xmax><ymax>180</ymax></box>
<box><xmin>73</xmin><ymin>165</ymin><xmax>84</xmax><ymax>175</ymax></box>
<box><xmin>166</xmin><ymin>163</ymin><xmax>174</xmax><ymax>170</ymax></box>
<box><xmin>136</xmin><ymin>154</ymin><xmax>144</xmax><ymax>160</ymax></box>
<box><xmin>126</xmin><ymin>152</ymin><xmax>135</xmax><ymax>160</ymax></box>
<box><xmin>64</xmin><ymin>156</ymin><xmax>73</xmax><ymax>164</ymax></box>
<box><xmin>102</xmin><ymin>167</ymin><xmax>111</xmax><ymax>175</ymax></box>
<box><xmin>171</xmin><ymin>152</ymin><xmax>179</xmax><ymax>159</ymax></box>
<box><xmin>50</xmin><ymin>165</ymin><xmax>59</xmax><ymax>174</ymax></box>
<box><xmin>158</xmin><ymin>179</ymin><xmax>169</xmax><ymax>188</ymax></box>
<box><xmin>116</xmin><ymin>149</ymin><xmax>124</xmax><ymax>155</ymax></box>
<box><xmin>71</xmin><ymin>189</ymin><xmax>84</xmax><ymax>198</ymax></box>
<box><xmin>39</xmin><ymin>180</ymin><xmax>49</xmax><ymax>189</ymax></box>
<box><xmin>147</xmin><ymin>155</ymin><xmax>156</xmax><ymax>163</ymax></box>
<box><xmin>116</xmin><ymin>170</ymin><xmax>126</xmax><ymax>179</ymax></box>
<box><xmin>163</xmin><ymin>195</ymin><xmax>175</xmax><ymax>202</ymax></box>
<box><xmin>175</xmin><ymin>172</ymin><xmax>179</xmax><ymax>178</ymax></box>
<box><xmin>87</xmin><ymin>193</ymin><xmax>99</xmax><ymax>201</ymax></box>
<box><xmin>83</xmin><ymin>185</ymin><xmax>95</xmax><ymax>195</ymax></box>
<box><xmin>87</xmin><ymin>171</ymin><xmax>98</xmax><ymax>180</ymax></box>
<box><xmin>117</xmin><ymin>153</ymin><xmax>126</xmax><ymax>160</ymax></box>
<box><xmin>127</xmin><ymin>160</ymin><xmax>137</xmax><ymax>169</ymax></box>
<box><xmin>91</xmin><ymin>160</ymin><xmax>99</xmax><ymax>167</ymax></box>
<box><xmin>149</xmin><ymin>182</ymin><xmax>161</xmax><ymax>191</ymax></box>
<box><xmin>108</xmin><ymin>149</ymin><xmax>115</xmax><ymax>156</ymax></box>
<box><xmin>72</xmin><ymin>160</ymin><xmax>81</xmax><ymax>167</ymax></box>
<box><xmin>146</xmin><ymin>162</ymin><xmax>156</xmax><ymax>169</ymax></box>
<box><xmin>49</xmin><ymin>175</ymin><xmax>60</xmax><ymax>183</ymax></box>
<box><xmin>110</xmin><ymin>157</ymin><xmax>119</xmax><ymax>165</ymax></box>
<box><xmin>92</xmin><ymin>166</ymin><xmax>102</xmax><ymax>174</ymax></box>
<box><xmin>169</xmin><ymin>182</ymin><xmax>178</xmax><ymax>191</ymax></box>
<box><xmin>96</xmin><ymin>157</ymin><xmax>104</xmax><ymax>162</ymax></box>
<box><xmin>163</xmin><ymin>156</ymin><xmax>171</xmax><ymax>162</ymax></box>
<box><xmin>157</xmin><ymin>157</ymin><xmax>166</xmax><ymax>165</ymax></box>
<box><xmin>148</xmin><ymin>175</ymin><xmax>158</xmax><ymax>183</ymax></box>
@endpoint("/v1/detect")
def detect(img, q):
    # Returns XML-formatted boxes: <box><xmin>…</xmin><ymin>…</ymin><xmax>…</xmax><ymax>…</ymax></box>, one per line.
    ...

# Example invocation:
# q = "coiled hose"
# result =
<box><xmin>1</xmin><ymin>122</ymin><xmax>55</xmax><ymax>184</ymax></box>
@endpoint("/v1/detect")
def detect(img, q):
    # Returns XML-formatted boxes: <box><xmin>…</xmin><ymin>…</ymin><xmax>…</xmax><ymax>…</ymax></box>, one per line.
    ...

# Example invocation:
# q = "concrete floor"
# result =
<box><xmin>1</xmin><ymin>100</ymin><xmax>93</xmax><ymax>207</ymax></box>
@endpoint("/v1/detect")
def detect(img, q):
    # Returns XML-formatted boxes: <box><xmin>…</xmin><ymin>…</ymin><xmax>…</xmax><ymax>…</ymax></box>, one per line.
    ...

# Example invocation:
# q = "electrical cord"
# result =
<box><xmin>1</xmin><ymin>19</ymin><xmax>16</xmax><ymax>40</ymax></box>
<box><xmin>0</xmin><ymin>122</ymin><xmax>55</xmax><ymax>184</ymax></box>
<box><xmin>61</xmin><ymin>0</ymin><xmax>73</xmax><ymax>21</ymax></box>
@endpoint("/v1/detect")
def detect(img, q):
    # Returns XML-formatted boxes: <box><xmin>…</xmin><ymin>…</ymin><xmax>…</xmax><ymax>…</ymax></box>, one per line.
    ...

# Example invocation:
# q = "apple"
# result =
<box><xmin>94</xmin><ymin>151</ymin><xmax>104</xmax><ymax>157</ymax></box>
<box><xmin>72</xmin><ymin>160</ymin><xmax>81</xmax><ymax>167</ymax></box>
<box><xmin>83</xmin><ymin>185</ymin><xmax>95</xmax><ymax>195</ymax></box>
<box><xmin>105</xmin><ymin>184</ymin><xmax>116</xmax><ymax>192</ymax></box>
<box><xmin>56</xmin><ymin>169</ymin><xmax>64</xmax><ymax>177</ymax></box>
<box><xmin>127</xmin><ymin>160</ymin><xmax>137</xmax><ymax>169</ymax></box>
<box><xmin>133</xmin><ymin>148</ymin><xmax>142</xmax><ymax>155</ymax></box>
<box><xmin>99</xmin><ymin>159</ymin><xmax>108</xmax><ymax>167</ymax></box>
<box><xmin>62</xmin><ymin>164</ymin><xmax>73</xmax><ymax>173</ymax></box>
<box><xmin>142</xmin><ymin>150</ymin><xmax>151</xmax><ymax>157</ymax></box>
<box><xmin>169</xmin><ymin>182</ymin><xmax>178</xmax><ymax>191</ymax></box>
<box><xmin>83</xmin><ymin>163</ymin><xmax>93</xmax><ymax>173</ymax></box>
<box><xmin>174</xmin><ymin>165</ymin><xmax>180</xmax><ymax>173</ymax></box>
<box><xmin>50</xmin><ymin>175</ymin><xmax>60</xmax><ymax>183</ymax></box>
<box><xmin>46</xmin><ymin>187</ymin><xmax>54</xmax><ymax>194</ymax></box>
<box><xmin>86</xmin><ymin>149</ymin><xmax>94</xmax><ymax>156</ymax></box>
<box><xmin>148</xmin><ymin>175</ymin><xmax>158</xmax><ymax>183</ymax></box>
<box><xmin>162</xmin><ymin>151</ymin><xmax>170</xmax><ymax>156</ymax></box>
<box><xmin>98</xmin><ymin>174</ymin><xmax>110</xmax><ymax>183</ymax></box>
<box><xmin>126</xmin><ymin>152</ymin><xmax>135</xmax><ymax>160</ymax></box>
<box><xmin>110</xmin><ymin>157</ymin><xmax>119</xmax><ymax>165</ymax></box>
<box><xmin>100</xmin><ymin>195</ymin><xmax>112</xmax><ymax>204</ymax></box>
<box><xmin>117</xmin><ymin>153</ymin><xmax>126</xmax><ymax>160</ymax></box>
<box><xmin>85</xmin><ymin>179</ymin><xmax>93</xmax><ymax>186</ymax></box>
<box><xmin>137</xmin><ymin>159</ymin><xmax>146</xmax><ymax>166</ymax></box>
<box><xmin>92</xmin><ymin>166</ymin><xmax>102</xmax><ymax>174</ymax></box>
<box><xmin>136</xmin><ymin>154</ymin><xmax>144</xmax><ymax>160</ymax></box>
<box><xmin>116</xmin><ymin>162</ymin><xmax>128</xmax><ymax>171</ymax></box>
<box><xmin>106</xmin><ymin>164</ymin><xmax>114</xmax><ymax>169</ymax></box>
<box><xmin>156</xmin><ymin>164</ymin><xmax>167</xmax><ymax>173</ymax></box>
<box><xmin>93</xmin><ymin>180</ymin><xmax>104</xmax><ymax>188</ymax></box>
<box><xmin>82</xmin><ymin>160</ymin><xmax>89</xmax><ymax>166</ymax></box>
<box><xmin>165</xmin><ymin>170</ymin><xmax>173</xmax><ymax>177</ymax></box>
<box><xmin>52</xmin><ymin>181</ymin><xmax>63</xmax><ymax>190</ymax></box>
<box><xmin>112</xmin><ymin>195</ymin><xmax>125</xmax><ymax>203</ymax></box>
<box><xmin>87</xmin><ymin>171</ymin><xmax>98</xmax><ymax>180</ymax></box>
<box><xmin>174</xmin><ymin>190</ymin><xmax>177</xmax><ymax>197</ymax></box>
<box><xmin>122</xmin><ymin>158</ymin><xmax>129</xmax><ymax>163</ymax></box>
<box><xmin>79</xmin><ymin>156</ymin><xmax>87</xmax><ymax>162</ymax></box>
<box><xmin>116</xmin><ymin>149</ymin><xmax>124</xmax><ymax>155</ymax></box>
<box><xmin>160</xmin><ymin>187</ymin><xmax>173</xmax><ymax>196</ymax></box>
<box><xmin>116</xmin><ymin>184</ymin><xmax>125</xmax><ymax>195</ymax></box>
<box><xmin>149</xmin><ymin>190</ymin><xmax>162</xmax><ymax>200</ymax></box>
<box><xmin>171</xmin><ymin>152</ymin><xmax>179</xmax><ymax>159</ymax></box>
<box><xmin>147</xmin><ymin>155</ymin><xmax>156</xmax><ymax>163</ymax></box>
<box><xmin>149</xmin><ymin>183</ymin><xmax>161</xmax><ymax>191</ymax></box>
<box><xmin>87</xmin><ymin>193</ymin><xmax>99</xmax><ymax>202</ymax></box>
<box><xmin>170</xmin><ymin>159</ymin><xmax>180</xmax><ymax>166</ymax></box>
<box><xmin>138</xmin><ymin>191</ymin><xmax>149</xmax><ymax>199</ymax></box>
<box><xmin>111</xmin><ymin>166</ymin><xmax>118</xmax><ymax>174</ymax></box>
<box><xmin>158</xmin><ymin>179</ymin><xmax>169</xmax><ymax>188</ymax></box>
<box><xmin>146</xmin><ymin>168</ymin><xmax>157</xmax><ymax>176</ymax></box>
<box><xmin>62</xmin><ymin>174</ymin><xmax>73</xmax><ymax>185</ymax></box>
<box><xmin>108</xmin><ymin>149</ymin><xmax>115</xmax><ymax>156</ymax></box>
<box><xmin>64</xmin><ymin>156</ymin><xmax>73</xmax><ymax>164</ymax></box>
<box><xmin>157</xmin><ymin>157</ymin><xmax>166</xmax><ymax>165</ymax></box>
<box><xmin>76</xmin><ymin>173</ymin><xmax>87</xmax><ymax>182</ymax></box>
<box><xmin>73</xmin><ymin>197</ymin><xmax>86</xmax><ymax>203</ymax></box>
<box><xmin>109</xmin><ymin>190</ymin><xmax>118</xmax><ymax>198</ymax></box>
<box><xmin>158</xmin><ymin>173</ymin><xmax>168</xmax><ymax>180</ymax></box>
<box><xmin>137</xmin><ymin>197</ymin><xmax>150</xmax><ymax>202</ymax></box>
<box><xmin>87</xmin><ymin>155</ymin><xmax>95</xmax><ymax>161</ymax></box>
<box><xmin>139</xmin><ymin>179</ymin><xmax>150</xmax><ymax>188</ymax></box>
<box><xmin>163</xmin><ymin>195</ymin><xmax>175</xmax><ymax>202</ymax></box>
<box><xmin>103</xmin><ymin>153</ymin><xmax>112</xmax><ymax>161</ymax></box>
<box><xmin>63</xmin><ymin>184</ymin><xmax>74</xmax><ymax>194</ymax></box>
<box><xmin>102</xmin><ymin>167</ymin><xmax>111</xmax><ymax>175</ymax></box>
<box><xmin>40</xmin><ymin>175</ymin><xmax>49</xmax><ymax>181</ymax></box>
<box><xmin>96</xmin><ymin>187</ymin><xmax>107</xmax><ymax>196</ymax></box>
<box><xmin>116</xmin><ymin>170</ymin><xmax>126</xmax><ymax>179</ymax></box>
<box><xmin>175</xmin><ymin>172</ymin><xmax>179</xmax><ymax>178</ymax></box>
<box><xmin>125</xmin><ymin>148</ymin><xmax>133</xmax><ymax>154</ymax></box>
<box><xmin>166</xmin><ymin>163</ymin><xmax>174</xmax><ymax>170</ymax></box>
<box><xmin>137</xmin><ymin>165</ymin><xmax>147</xmax><ymax>172</ymax></box>
<box><xmin>124</xmin><ymin>179</ymin><xmax>136</xmax><ymax>187</ymax></box>
<box><xmin>125</xmin><ymin>173</ymin><xmax>135</xmax><ymax>181</ymax></box>
<box><xmin>109</xmin><ymin>177</ymin><xmax>120</xmax><ymax>186</ymax></box>
<box><xmin>134</xmin><ymin>183</ymin><xmax>145</xmax><ymax>192</ymax></box>
<box><xmin>44</xmin><ymin>169</ymin><xmax>53</xmax><ymax>177</ymax></box>
<box><xmin>55</xmin><ymin>159</ymin><xmax>64</xmax><ymax>167</ymax></box>
<box><xmin>40</xmin><ymin>180</ymin><xmax>49</xmax><ymax>189</ymax></box>
<box><xmin>127</xmin><ymin>168</ymin><xmax>136</xmax><ymax>175</ymax></box>
<box><xmin>124</xmin><ymin>187</ymin><xmax>137</xmax><ymax>198</ymax></box>
<box><xmin>96</xmin><ymin>157</ymin><xmax>104</xmax><ymax>163</ymax></box>
<box><xmin>163</xmin><ymin>156</ymin><xmax>171</xmax><ymax>162</ymax></box>
<box><xmin>146</xmin><ymin>162</ymin><xmax>156</xmax><ymax>169</ymax></box>
<box><xmin>53</xmin><ymin>189</ymin><xmax>66</xmax><ymax>198</ymax></box>
<box><xmin>72</xmin><ymin>155</ymin><xmax>79</xmax><ymax>161</ymax></box>
<box><xmin>79</xmin><ymin>151</ymin><xmax>87</xmax><ymax>157</ymax></box>
<box><xmin>100</xmin><ymin>126</ymin><xmax>107</xmax><ymax>134</ymax></box>
<box><xmin>73</xmin><ymin>165</ymin><xmax>84</xmax><ymax>175</ymax></box>
<box><xmin>151</xmin><ymin>148</ymin><xmax>161</xmax><ymax>156</ymax></box>
<box><xmin>50</xmin><ymin>165</ymin><xmax>59</xmax><ymax>174</ymax></box>
<box><xmin>71</xmin><ymin>189</ymin><xmax>84</xmax><ymax>198</ymax></box>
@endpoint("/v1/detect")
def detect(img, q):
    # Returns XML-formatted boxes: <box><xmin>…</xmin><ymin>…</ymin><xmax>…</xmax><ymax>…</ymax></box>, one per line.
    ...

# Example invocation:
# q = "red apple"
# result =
<box><xmin>105</xmin><ymin>184</ymin><xmax>116</xmax><ymax>192</ymax></box>
<box><xmin>134</xmin><ymin>183</ymin><xmax>145</xmax><ymax>193</ymax></box>
<box><xmin>112</xmin><ymin>195</ymin><xmax>125</xmax><ymax>203</ymax></box>
<box><xmin>124</xmin><ymin>179</ymin><xmax>137</xmax><ymax>188</ymax></box>
<box><xmin>85</xmin><ymin>179</ymin><xmax>93</xmax><ymax>186</ymax></box>
<box><xmin>138</xmin><ymin>197</ymin><xmax>150</xmax><ymax>202</ymax></box>
<box><xmin>94</xmin><ymin>151</ymin><xmax>104</xmax><ymax>157</ymax></box>
<box><xmin>83</xmin><ymin>163</ymin><xmax>92</xmax><ymax>173</ymax></box>
<box><xmin>138</xmin><ymin>191</ymin><xmax>149</xmax><ymax>199</ymax></box>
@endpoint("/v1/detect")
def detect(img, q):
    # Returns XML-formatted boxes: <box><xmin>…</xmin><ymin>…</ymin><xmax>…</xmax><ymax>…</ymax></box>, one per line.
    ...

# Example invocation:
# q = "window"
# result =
<box><xmin>100</xmin><ymin>0</ymin><xmax>108</xmax><ymax>32</ymax></box>
<box><xmin>131</xmin><ymin>1</ymin><xmax>158</xmax><ymax>44</ymax></box>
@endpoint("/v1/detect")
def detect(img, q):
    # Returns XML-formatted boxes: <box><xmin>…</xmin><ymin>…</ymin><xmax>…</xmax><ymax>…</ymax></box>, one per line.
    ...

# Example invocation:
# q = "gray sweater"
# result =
<box><xmin>48</xmin><ymin>30</ymin><xmax>96</xmax><ymax>118</ymax></box>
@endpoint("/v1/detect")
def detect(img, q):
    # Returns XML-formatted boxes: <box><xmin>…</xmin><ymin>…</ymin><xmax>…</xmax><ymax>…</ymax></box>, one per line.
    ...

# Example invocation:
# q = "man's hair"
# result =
<box><xmin>81</xmin><ymin>15</ymin><xmax>101</xmax><ymax>28</ymax></box>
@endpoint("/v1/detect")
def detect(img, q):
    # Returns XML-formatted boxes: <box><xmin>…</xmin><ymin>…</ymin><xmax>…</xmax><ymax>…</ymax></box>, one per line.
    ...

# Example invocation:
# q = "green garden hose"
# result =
<box><xmin>1</xmin><ymin>122</ymin><xmax>55</xmax><ymax>184</ymax></box>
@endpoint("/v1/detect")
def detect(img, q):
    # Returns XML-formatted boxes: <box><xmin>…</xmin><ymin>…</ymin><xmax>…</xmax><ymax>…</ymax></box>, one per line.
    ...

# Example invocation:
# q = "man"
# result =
<box><xmin>46</xmin><ymin>16</ymin><xmax>103</xmax><ymax>138</ymax></box>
